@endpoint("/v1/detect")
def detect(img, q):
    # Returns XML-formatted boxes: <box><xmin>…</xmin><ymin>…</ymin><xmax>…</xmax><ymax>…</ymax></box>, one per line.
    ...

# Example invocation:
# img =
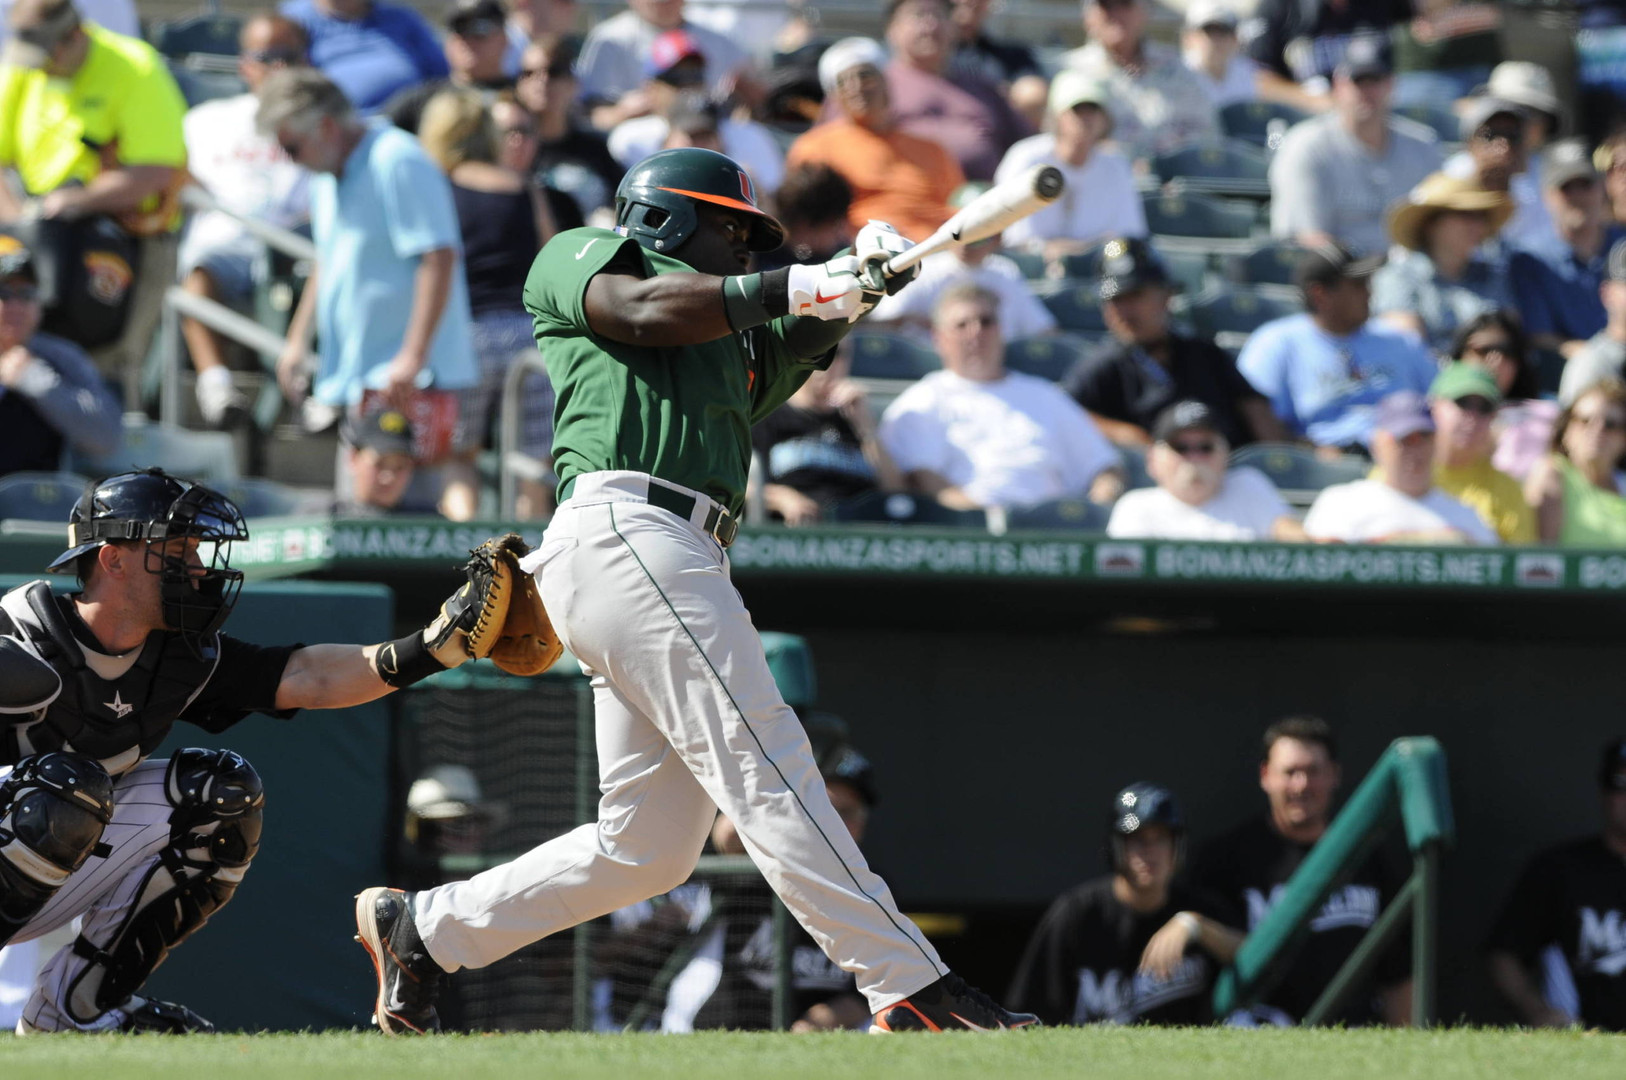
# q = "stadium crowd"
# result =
<box><xmin>1</xmin><ymin>0</ymin><xmax>1625</xmax><ymax>1037</ymax></box>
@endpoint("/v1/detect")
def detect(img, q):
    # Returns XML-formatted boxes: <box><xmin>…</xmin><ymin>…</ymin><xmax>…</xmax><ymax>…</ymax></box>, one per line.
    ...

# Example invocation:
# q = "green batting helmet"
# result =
<box><xmin>615</xmin><ymin>148</ymin><xmax>785</xmax><ymax>255</ymax></box>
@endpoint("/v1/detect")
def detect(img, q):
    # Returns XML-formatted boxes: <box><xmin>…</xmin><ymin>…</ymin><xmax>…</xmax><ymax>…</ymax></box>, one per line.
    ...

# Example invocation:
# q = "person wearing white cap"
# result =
<box><xmin>1444</xmin><ymin>63</ymin><xmax>1565</xmax><ymax>252</ymax></box>
<box><xmin>1180</xmin><ymin>0</ymin><xmax>1256</xmax><ymax>108</ymax></box>
<box><xmin>993</xmin><ymin>70</ymin><xmax>1145</xmax><ymax>259</ymax></box>
<box><xmin>785</xmin><ymin>37</ymin><xmax>963</xmax><ymax>242</ymax></box>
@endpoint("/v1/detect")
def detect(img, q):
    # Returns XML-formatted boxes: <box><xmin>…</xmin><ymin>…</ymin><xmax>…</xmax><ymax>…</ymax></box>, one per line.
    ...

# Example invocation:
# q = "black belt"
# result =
<box><xmin>560</xmin><ymin>476</ymin><xmax>739</xmax><ymax>549</ymax></box>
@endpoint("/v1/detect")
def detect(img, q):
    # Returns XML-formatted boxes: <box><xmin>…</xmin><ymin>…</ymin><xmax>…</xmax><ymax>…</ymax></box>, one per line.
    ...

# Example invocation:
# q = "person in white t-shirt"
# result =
<box><xmin>1108</xmin><ymin>399</ymin><xmax>1305</xmax><ymax>540</ymax></box>
<box><xmin>878</xmin><ymin>281</ymin><xmax>1123</xmax><ymax>511</ymax></box>
<box><xmin>1180</xmin><ymin>0</ymin><xmax>1256</xmax><ymax>109</ymax></box>
<box><xmin>179</xmin><ymin>14</ymin><xmax>313</xmax><ymax>426</ymax></box>
<box><xmin>994</xmin><ymin>69</ymin><xmax>1145</xmax><ymax>260</ymax></box>
<box><xmin>1304</xmin><ymin>390</ymin><xmax>1499</xmax><ymax>545</ymax></box>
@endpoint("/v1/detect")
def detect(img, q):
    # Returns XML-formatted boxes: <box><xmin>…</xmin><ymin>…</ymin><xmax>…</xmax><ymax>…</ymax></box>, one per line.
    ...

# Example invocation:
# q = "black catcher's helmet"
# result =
<box><xmin>47</xmin><ymin>468</ymin><xmax>249</xmax><ymax>654</ymax></box>
<box><xmin>1106</xmin><ymin>782</ymin><xmax>1187</xmax><ymax>873</ymax></box>
<box><xmin>615</xmin><ymin>147</ymin><xmax>785</xmax><ymax>256</ymax></box>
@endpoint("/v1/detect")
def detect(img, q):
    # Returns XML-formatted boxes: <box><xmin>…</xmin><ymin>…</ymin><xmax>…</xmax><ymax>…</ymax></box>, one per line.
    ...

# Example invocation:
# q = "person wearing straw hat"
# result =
<box><xmin>1371</xmin><ymin>172</ymin><xmax>1515</xmax><ymax>354</ymax></box>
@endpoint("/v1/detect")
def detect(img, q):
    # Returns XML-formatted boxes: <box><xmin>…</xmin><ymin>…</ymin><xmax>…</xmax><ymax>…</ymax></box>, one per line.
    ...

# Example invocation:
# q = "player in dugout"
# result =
<box><xmin>0</xmin><ymin>468</ymin><xmax>530</xmax><ymax>1032</ymax></box>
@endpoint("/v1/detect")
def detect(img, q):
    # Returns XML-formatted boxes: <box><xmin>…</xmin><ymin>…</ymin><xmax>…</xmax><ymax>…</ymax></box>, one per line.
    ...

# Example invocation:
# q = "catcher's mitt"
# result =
<box><xmin>426</xmin><ymin>533</ymin><xmax>528</xmax><ymax>664</ymax></box>
<box><xmin>488</xmin><ymin>559</ymin><xmax>563</xmax><ymax>677</ymax></box>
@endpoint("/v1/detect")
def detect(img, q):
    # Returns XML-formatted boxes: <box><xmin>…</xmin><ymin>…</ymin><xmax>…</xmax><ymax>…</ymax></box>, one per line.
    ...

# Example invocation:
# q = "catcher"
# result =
<box><xmin>0</xmin><ymin>467</ymin><xmax>548</xmax><ymax>1033</ymax></box>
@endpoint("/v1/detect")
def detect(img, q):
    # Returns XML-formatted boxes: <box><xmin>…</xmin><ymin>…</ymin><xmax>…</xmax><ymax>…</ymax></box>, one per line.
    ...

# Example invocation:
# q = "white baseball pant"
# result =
<box><xmin>412</xmin><ymin>471</ymin><xmax>946</xmax><ymax>1011</ymax></box>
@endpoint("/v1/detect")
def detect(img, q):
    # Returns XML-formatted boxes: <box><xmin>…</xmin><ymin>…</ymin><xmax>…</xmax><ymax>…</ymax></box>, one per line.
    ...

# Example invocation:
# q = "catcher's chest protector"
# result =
<box><xmin>0</xmin><ymin>583</ymin><xmax>220</xmax><ymax>772</ymax></box>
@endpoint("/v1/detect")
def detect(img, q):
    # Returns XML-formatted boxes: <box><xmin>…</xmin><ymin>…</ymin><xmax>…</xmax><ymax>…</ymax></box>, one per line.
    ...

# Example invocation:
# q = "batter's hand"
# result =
<box><xmin>786</xmin><ymin>256</ymin><xmax>873</xmax><ymax>323</ymax></box>
<box><xmin>853</xmin><ymin>221</ymin><xmax>917</xmax><ymax>297</ymax></box>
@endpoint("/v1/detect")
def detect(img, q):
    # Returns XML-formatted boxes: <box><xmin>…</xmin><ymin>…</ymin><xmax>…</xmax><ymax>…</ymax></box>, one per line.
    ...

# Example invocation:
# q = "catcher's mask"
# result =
<box><xmin>1105</xmin><ymin>781</ymin><xmax>1187</xmax><ymax>876</ymax></box>
<box><xmin>48</xmin><ymin>468</ymin><xmax>248</xmax><ymax>657</ymax></box>
<box><xmin>615</xmin><ymin>147</ymin><xmax>785</xmax><ymax>257</ymax></box>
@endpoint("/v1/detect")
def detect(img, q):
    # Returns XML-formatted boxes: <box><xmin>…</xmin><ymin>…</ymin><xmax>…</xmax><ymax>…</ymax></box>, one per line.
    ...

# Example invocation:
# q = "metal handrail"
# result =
<box><xmin>498</xmin><ymin>353</ymin><xmax>553</xmax><ymax>517</ymax></box>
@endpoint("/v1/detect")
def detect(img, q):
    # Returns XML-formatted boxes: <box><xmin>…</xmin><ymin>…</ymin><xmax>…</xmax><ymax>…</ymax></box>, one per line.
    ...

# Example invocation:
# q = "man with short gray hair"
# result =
<box><xmin>258</xmin><ymin>68</ymin><xmax>480</xmax><ymax>518</ymax></box>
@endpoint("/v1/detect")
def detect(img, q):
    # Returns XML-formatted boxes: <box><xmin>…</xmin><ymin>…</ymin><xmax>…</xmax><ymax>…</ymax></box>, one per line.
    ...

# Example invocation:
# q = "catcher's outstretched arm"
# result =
<box><xmin>276</xmin><ymin>642</ymin><xmax>413</xmax><ymax>711</ymax></box>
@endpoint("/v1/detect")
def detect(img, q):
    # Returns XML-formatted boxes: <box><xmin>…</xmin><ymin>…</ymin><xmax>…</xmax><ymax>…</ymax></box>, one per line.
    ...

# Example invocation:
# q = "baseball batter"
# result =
<box><xmin>355</xmin><ymin>148</ymin><xmax>1038</xmax><ymax>1035</ymax></box>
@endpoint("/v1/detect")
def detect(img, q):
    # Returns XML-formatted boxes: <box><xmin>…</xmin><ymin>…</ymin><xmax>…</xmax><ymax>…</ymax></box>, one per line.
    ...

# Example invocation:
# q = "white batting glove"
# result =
<box><xmin>854</xmin><ymin>220</ymin><xmax>918</xmax><ymax>295</ymax></box>
<box><xmin>786</xmin><ymin>255</ymin><xmax>873</xmax><ymax>323</ymax></box>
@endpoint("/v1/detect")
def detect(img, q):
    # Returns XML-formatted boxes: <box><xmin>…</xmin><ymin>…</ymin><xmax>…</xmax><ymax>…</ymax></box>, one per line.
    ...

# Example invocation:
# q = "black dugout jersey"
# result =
<box><xmin>1484</xmin><ymin>836</ymin><xmax>1626</xmax><ymax>1031</ymax></box>
<box><xmin>1006</xmin><ymin>876</ymin><xmax>1238</xmax><ymax>1026</ymax></box>
<box><xmin>1191</xmin><ymin>815</ymin><xmax>1409</xmax><ymax>1026</ymax></box>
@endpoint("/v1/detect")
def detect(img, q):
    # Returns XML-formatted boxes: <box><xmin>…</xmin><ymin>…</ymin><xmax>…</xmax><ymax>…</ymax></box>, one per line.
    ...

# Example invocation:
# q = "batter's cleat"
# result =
<box><xmin>870</xmin><ymin>973</ymin><xmax>1041</xmax><ymax>1033</ymax></box>
<box><xmin>355</xmin><ymin>886</ymin><xmax>444</xmax><ymax>1035</ymax></box>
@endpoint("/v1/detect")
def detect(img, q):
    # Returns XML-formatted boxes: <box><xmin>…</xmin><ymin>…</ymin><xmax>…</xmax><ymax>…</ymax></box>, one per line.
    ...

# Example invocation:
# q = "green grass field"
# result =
<box><xmin>1</xmin><ymin>1028</ymin><xmax>1623</xmax><ymax>1080</ymax></box>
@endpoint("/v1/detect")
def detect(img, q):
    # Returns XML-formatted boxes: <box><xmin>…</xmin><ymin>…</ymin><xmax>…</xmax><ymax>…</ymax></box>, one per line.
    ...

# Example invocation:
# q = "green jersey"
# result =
<box><xmin>525</xmin><ymin>227</ymin><xmax>834</xmax><ymax>516</ymax></box>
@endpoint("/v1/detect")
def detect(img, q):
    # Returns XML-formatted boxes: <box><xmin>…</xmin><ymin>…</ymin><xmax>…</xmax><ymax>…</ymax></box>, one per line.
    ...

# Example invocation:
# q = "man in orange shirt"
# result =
<box><xmin>785</xmin><ymin>37</ymin><xmax>962</xmax><ymax>242</ymax></box>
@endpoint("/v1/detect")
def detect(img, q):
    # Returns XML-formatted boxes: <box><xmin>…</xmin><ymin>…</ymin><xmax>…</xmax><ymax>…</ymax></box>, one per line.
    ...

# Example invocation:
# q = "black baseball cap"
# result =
<box><xmin>1152</xmin><ymin>399</ymin><xmax>1220</xmax><ymax>443</ymax></box>
<box><xmin>1098</xmin><ymin>237</ymin><xmax>1172</xmax><ymax>301</ymax></box>
<box><xmin>1601</xmin><ymin>738</ymin><xmax>1626</xmax><ymax>791</ymax></box>
<box><xmin>1335</xmin><ymin>34</ymin><xmax>1392</xmax><ymax>81</ymax></box>
<box><xmin>1295</xmin><ymin>240</ymin><xmax>1384</xmax><ymax>289</ymax></box>
<box><xmin>446</xmin><ymin>0</ymin><xmax>505</xmax><ymax>34</ymax></box>
<box><xmin>0</xmin><ymin>234</ymin><xmax>37</xmax><ymax>283</ymax></box>
<box><xmin>342</xmin><ymin>407</ymin><xmax>416</xmax><ymax>456</ymax></box>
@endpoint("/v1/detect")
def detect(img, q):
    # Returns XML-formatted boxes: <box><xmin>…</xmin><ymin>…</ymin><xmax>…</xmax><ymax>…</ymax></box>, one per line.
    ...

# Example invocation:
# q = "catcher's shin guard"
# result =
<box><xmin>0</xmin><ymin>753</ymin><xmax>114</xmax><ymax>947</ymax></box>
<box><xmin>61</xmin><ymin>748</ymin><xmax>262</xmax><ymax>1023</ymax></box>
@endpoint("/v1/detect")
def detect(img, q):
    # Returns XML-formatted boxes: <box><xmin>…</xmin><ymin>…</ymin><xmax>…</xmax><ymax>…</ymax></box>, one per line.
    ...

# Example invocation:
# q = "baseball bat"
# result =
<box><xmin>884</xmin><ymin>164</ymin><xmax>1066</xmax><ymax>276</ymax></box>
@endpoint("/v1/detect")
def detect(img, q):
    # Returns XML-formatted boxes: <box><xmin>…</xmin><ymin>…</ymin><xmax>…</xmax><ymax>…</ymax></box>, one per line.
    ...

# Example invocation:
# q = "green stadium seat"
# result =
<box><xmin>1228</xmin><ymin>442</ymin><xmax>1369</xmax><ymax>507</ymax></box>
<box><xmin>1218</xmin><ymin>100</ymin><xmax>1309</xmax><ymax>148</ymax></box>
<box><xmin>68</xmin><ymin>418</ymin><xmax>241</xmax><ymax>486</ymax></box>
<box><xmin>0</xmin><ymin>472</ymin><xmax>90</xmax><ymax>523</ymax></box>
<box><xmin>1184</xmin><ymin>287</ymin><xmax>1303</xmax><ymax>340</ymax></box>
<box><xmin>1153</xmin><ymin>140</ymin><xmax>1270</xmax><ymax>200</ymax></box>
<box><xmin>1040</xmin><ymin>283</ymin><xmax>1108</xmax><ymax>332</ymax></box>
<box><xmin>1151</xmin><ymin>244</ymin><xmax>1212</xmax><ymax>295</ymax></box>
<box><xmin>1394</xmin><ymin>104</ymin><xmax>1458</xmax><ymax>143</ymax></box>
<box><xmin>1003</xmin><ymin>497</ymin><xmax>1110</xmax><ymax>532</ymax></box>
<box><xmin>1235</xmin><ymin>241</ymin><xmax>1312</xmax><ymax>288</ymax></box>
<box><xmin>829</xmin><ymin>491</ymin><xmax>987</xmax><ymax>529</ymax></box>
<box><xmin>1003</xmin><ymin>335</ymin><xmax>1090</xmax><ymax>382</ymax></box>
<box><xmin>847</xmin><ymin>332</ymin><xmax>940</xmax><ymax>380</ymax></box>
<box><xmin>150</xmin><ymin>15</ymin><xmax>243</xmax><ymax>60</ymax></box>
<box><xmin>1002</xmin><ymin>250</ymin><xmax>1050</xmax><ymax>281</ymax></box>
<box><xmin>1143</xmin><ymin>192</ymin><xmax>1256</xmax><ymax>241</ymax></box>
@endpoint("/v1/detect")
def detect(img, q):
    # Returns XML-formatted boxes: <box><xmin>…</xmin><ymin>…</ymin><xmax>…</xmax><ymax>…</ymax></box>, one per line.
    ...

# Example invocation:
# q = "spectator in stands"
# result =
<box><xmin>994</xmin><ymin>71</ymin><xmax>1146</xmax><ymax>260</ymax></box>
<box><xmin>1303</xmin><ymin>390</ymin><xmax>1498</xmax><ymax>544</ymax></box>
<box><xmin>337</xmin><ymin>405</ymin><xmax>417</xmax><ymax>514</ymax></box>
<box><xmin>1601</xmin><ymin>132</ymin><xmax>1626</xmax><ymax>230</ymax></box>
<box><xmin>606</xmin><ymin>30</ymin><xmax>783</xmax><ymax>197</ymax></box>
<box><xmin>1065</xmin><ymin>238</ymin><xmax>1286</xmax><ymax>448</ymax></box>
<box><xmin>751</xmin><ymin>339</ymin><xmax>902</xmax><ymax>526</ymax></box>
<box><xmin>419</xmin><ymin>88</ymin><xmax>557</xmax><ymax>520</ymax></box>
<box><xmin>1524</xmin><ymin>379</ymin><xmax>1626</xmax><ymax>547</ymax></box>
<box><xmin>382</xmin><ymin>0</ymin><xmax>514</xmax><ymax>135</ymax></box>
<box><xmin>1060</xmin><ymin>0</ymin><xmax>1218</xmax><ymax>162</ymax></box>
<box><xmin>500</xmin><ymin>0</ymin><xmax>577</xmax><ymax>79</ymax></box>
<box><xmin>279</xmin><ymin>0</ymin><xmax>447</xmax><ymax>113</ymax></box>
<box><xmin>1243</xmin><ymin>1</ymin><xmax>1410</xmax><ymax>115</ymax></box>
<box><xmin>0</xmin><ymin>0</ymin><xmax>188</xmax><ymax>400</ymax></box>
<box><xmin>1372</xmin><ymin>172</ymin><xmax>1515</xmax><ymax>354</ymax></box>
<box><xmin>0</xmin><ymin>0</ymin><xmax>133</xmax><ymax>43</ymax></box>
<box><xmin>758</xmin><ymin>164</ymin><xmax>852</xmax><ymax>270</ymax></box>
<box><xmin>0</xmin><ymin>235</ymin><xmax>120</xmax><ymax>473</ymax></box>
<box><xmin>878</xmin><ymin>282</ymin><xmax>1123</xmax><ymax>511</ymax></box>
<box><xmin>1238</xmin><ymin>243</ymin><xmax>1438</xmax><ymax>454</ymax></box>
<box><xmin>1511</xmin><ymin>140</ymin><xmax>1621</xmax><ymax>360</ymax></box>
<box><xmin>1191</xmin><ymin>716</ymin><xmax>1414</xmax><ymax>1027</ymax></box>
<box><xmin>490</xmin><ymin>92</ymin><xmax>584</xmax><ymax>234</ymax></box>
<box><xmin>868</xmin><ymin>183</ymin><xmax>1056</xmax><ymax>343</ymax></box>
<box><xmin>948</xmin><ymin>0</ymin><xmax>1047</xmax><ymax>129</ymax></box>
<box><xmin>785</xmin><ymin>38</ymin><xmax>961</xmax><ymax>243</ymax></box>
<box><xmin>179</xmin><ymin>12</ymin><xmax>313</xmax><ymax>430</ymax></box>
<box><xmin>1267</xmin><ymin>35</ymin><xmax>1442</xmax><ymax>257</ymax></box>
<box><xmin>258</xmin><ymin>69</ymin><xmax>479</xmax><ymax>519</ymax></box>
<box><xmin>1181</xmin><ymin>1</ymin><xmax>1256</xmax><ymax>109</ymax></box>
<box><xmin>882</xmin><ymin>0</ymin><xmax>1026</xmax><ymax>183</ymax></box>
<box><xmin>1444</xmin><ymin>66</ymin><xmax>1564</xmax><ymax>252</ymax></box>
<box><xmin>1446</xmin><ymin>310</ymin><xmax>1553</xmax><ymax>482</ymax></box>
<box><xmin>1107</xmin><ymin>401</ymin><xmax>1304</xmax><ymax>541</ymax></box>
<box><xmin>1007</xmin><ymin>782</ymin><xmax>1243</xmax><ymax>1026</ymax></box>
<box><xmin>1565</xmin><ymin>239</ymin><xmax>1626</xmax><ymax>406</ymax></box>
<box><xmin>1428</xmin><ymin>363</ymin><xmax>1536</xmax><ymax>543</ymax></box>
<box><xmin>515</xmin><ymin>37</ymin><xmax>624</xmax><ymax>228</ymax></box>
<box><xmin>574</xmin><ymin>0</ymin><xmax>753</xmax><ymax>132</ymax></box>
<box><xmin>1441</xmin><ymin>98</ymin><xmax>1539</xmax><ymax>258</ymax></box>
<box><xmin>1484</xmin><ymin>738</ymin><xmax>1626</xmax><ymax>1032</ymax></box>
<box><xmin>1389</xmin><ymin>1</ymin><xmax>1502</xmax><ymax>111</ymax></box>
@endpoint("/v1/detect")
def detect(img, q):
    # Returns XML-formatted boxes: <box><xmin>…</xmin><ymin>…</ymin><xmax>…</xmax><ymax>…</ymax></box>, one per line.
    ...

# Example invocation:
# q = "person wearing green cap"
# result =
<box><xmin>1429</xmin><ymin>362</ymin><xmax>1536</xmax><ymax>543</ymax></box>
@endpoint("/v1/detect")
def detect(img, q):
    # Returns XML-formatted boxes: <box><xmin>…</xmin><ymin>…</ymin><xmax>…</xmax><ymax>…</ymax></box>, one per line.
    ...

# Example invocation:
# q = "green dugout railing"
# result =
<box><xmin>1212</xmin><ymin>737</ymin><xmax>1455</xmax><ymax>1027</ymax></box>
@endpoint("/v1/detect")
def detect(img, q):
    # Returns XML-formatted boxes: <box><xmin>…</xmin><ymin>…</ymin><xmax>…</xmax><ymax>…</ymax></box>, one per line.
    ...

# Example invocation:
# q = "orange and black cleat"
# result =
<box><xmin>870</xmin><ymin>973</ymin><xmax>1041</xmax><ymax>1033</ymax></box>
<box><xmin>354</xmin><ymin>886</ymin><xmax>444</xmax><ymax>1035</ymax></box>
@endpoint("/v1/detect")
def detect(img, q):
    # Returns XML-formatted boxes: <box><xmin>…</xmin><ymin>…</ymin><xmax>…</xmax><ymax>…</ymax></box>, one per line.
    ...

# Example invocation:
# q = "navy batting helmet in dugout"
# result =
<box><xmin>615</xmin><ymin>147</ymin><xmax>785</xmax><ymax>254</ymax></box>
<box><xmin>1107</xmin><ymin>781</ymin><xmax>1188</xmax><ymax>873</ymax></box>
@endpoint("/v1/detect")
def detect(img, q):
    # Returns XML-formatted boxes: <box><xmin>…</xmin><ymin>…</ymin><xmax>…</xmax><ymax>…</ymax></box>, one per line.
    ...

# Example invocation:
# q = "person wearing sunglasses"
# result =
<box><xmin>1107</xmin><ymin>400</ymin><xmax>1305</xmax><ymax>541</ymax></box>
<box><xmin>1303</xmin><ymin>390</ymin><xmax>1497</xmax><ymax>545</ymax></box>
<box><xmin>1524</xmin><ymin>378</ymin><xmax>1626</xmax><ymax>546</ymax></box>
<box><xmin>381</xmin><ymin>0</ymin><xmax>514</xmax><ymax>137</ymax></box>
<box><xmin>1428</xmin><ymin>363</ymin><xmax>1536</xmax><ymax>543</ymax></box>
<box><xmin>1446</xmin><ymin>309</ymin><xmax>1553</xmax><ymax>482</ymax></box>
<box><xmin>177</xmin><ymin>13</ymin><xmax>312</xmax><ymax>429</ymax></box>
<box><xmin>1442</xmin><ymin>64</ymin><xmax>1565</xmax><ymax>253</ymax></box>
